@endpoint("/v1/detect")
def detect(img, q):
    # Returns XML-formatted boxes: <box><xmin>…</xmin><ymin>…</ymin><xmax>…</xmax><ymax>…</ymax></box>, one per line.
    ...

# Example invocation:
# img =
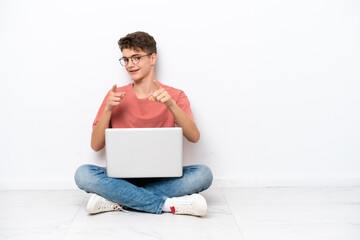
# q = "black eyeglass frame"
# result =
<box><xmin>119</xmin><ymin>53</ymin><xmax>153</xmax><ymax>66</ymax></box>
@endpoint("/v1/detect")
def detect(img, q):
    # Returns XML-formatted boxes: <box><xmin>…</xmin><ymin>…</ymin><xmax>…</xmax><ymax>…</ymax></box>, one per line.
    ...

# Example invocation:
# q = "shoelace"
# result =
<box><xmin>173</xmin><ymin>199</ymin><xmax>195</xmax><ymax>214</ymax></box>
<box><xmin>98</xmin><ymin>199</ymin><xmax>129</xmax><ymax>213</ymax></box>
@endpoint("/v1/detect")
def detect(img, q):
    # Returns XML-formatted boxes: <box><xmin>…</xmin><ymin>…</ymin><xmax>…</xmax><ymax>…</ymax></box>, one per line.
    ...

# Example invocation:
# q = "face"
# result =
<box><xmin>121</xmin><ymin>48</ymin><xmax>156</xmax><ymax>82</ymax></box>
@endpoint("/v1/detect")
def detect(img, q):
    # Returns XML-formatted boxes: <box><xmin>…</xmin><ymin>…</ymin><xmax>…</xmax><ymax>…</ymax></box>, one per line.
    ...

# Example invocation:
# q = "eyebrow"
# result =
<box><xmin>121</xmin><ymin>54</ymin><xmax>142</xmax><ymax>58</ymax></box>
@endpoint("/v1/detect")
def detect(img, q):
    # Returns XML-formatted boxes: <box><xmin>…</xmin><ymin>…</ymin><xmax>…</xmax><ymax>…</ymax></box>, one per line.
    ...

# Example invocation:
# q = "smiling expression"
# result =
<box><xmin>122</xmin><ymin>48</ymin><xmax>156</xmax><ymax>82</ymax></box>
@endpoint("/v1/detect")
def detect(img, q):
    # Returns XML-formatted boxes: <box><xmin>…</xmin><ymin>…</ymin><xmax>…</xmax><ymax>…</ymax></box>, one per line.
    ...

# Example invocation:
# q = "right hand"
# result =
<box><xmin>105</xmin><ymin>84</ymin><xmax>126</xmax><ymax>111</ymax></box>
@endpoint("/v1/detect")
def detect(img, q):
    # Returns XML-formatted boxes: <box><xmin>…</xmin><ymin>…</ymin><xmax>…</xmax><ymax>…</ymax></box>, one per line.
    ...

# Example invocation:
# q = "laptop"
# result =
<box><xmin>105</xmin><ymin>127</ymin><xmax>183</xmax><ymax>178</ymax></box>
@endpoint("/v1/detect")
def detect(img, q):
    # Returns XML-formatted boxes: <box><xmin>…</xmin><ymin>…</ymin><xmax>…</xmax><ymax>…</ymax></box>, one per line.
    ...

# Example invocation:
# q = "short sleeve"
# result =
<box><xmin>176</xmin><ymin>91</ymin><xmax>195</xmax><ymax>123</ymax></box>
<box><xmin>92</xmin><ymin>92</ymin><xmax>109</xmax><ymax>129</ymax></box>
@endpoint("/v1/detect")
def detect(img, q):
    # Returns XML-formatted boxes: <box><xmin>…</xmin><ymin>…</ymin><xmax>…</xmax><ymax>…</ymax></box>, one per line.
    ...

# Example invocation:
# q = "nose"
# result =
<box><xmin>126</xmin><ymin>60</ymin><xmax>135</xmax><ymax>69</ymax></box>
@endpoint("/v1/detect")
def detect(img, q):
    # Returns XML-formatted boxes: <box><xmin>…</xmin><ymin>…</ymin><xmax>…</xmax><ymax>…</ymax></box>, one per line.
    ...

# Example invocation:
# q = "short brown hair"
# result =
<box><xmin>118</xmin><ymin>31</ymin><xmax>157</xmax><ymax>54</ymax></box>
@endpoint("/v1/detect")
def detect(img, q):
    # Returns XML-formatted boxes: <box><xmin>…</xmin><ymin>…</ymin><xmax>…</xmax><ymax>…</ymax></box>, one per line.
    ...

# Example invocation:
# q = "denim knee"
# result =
<box><xmin>74</xmin><ymin>164</ymin><xmax>94</xmax><ymax>190</ymax></box>
<box><xmin>187</xmin><ymin>164</ymin><xmax>213</xmax><ymax>192</ymax></box>
<box><xmin>197</xmin><ymin>164</ymin><xmax>213</xmax><ymax>191</ymax></box>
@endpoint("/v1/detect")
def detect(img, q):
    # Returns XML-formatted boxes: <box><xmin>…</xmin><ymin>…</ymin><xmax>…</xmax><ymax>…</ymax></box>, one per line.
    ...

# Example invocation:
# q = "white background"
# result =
<box><xmin>0</xmin><ymin>0</ymin><xmax>359</xmax><ymax>189</ymax></box>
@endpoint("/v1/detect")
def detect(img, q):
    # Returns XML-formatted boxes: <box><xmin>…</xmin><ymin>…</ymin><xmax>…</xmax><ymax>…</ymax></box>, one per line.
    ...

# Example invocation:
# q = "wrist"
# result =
<box><xmin>165</xmin><ymin>99</ymin><xmax>176</xmax><ymax>108</ymax></box>
<box><xmin>104</xmin><ymin>105</ymin><xmax>114</xmax><ymax>113</ymax></box>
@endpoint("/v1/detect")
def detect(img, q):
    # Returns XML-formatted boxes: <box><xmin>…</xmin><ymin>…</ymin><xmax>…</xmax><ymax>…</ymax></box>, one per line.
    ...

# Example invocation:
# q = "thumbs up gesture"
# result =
<box><xmin>149</xmin><ymin>80</ymin><xmax>174</xmax><ymax>107</ymax></box>
<box><xmin>105</xmin><ymin>84</ymin><xmax>126</xmax><ymax>111</ymax></box>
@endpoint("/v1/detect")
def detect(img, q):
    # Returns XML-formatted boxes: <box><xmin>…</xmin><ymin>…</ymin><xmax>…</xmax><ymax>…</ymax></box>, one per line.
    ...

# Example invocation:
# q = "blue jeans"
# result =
<box><xmin>74</xmin><ymin>164</ymin><xmax>213</xmax><ymax>214</ymax></box>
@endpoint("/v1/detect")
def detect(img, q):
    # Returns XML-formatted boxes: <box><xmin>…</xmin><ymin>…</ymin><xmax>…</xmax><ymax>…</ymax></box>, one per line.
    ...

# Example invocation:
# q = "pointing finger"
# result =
<box><xmin>152</xmin><ymin>88</ymin><xmax>164</xmax><ymax>99</ymax></box>
<box><xmin>153</xmin><ymin>80</ymin><xmax>161</xmax><ymax>90</ymax></box>
<box><xmin>111</xmin><ymin>84</ymin><xmax>117</xmax><ymax>92</ymax></box>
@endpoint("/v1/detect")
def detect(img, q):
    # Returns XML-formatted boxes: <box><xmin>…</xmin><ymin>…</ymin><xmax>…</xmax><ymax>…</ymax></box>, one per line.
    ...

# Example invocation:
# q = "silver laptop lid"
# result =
<box><xmin>105</xmin><ymin>127</ymin><xmax>183</xmax><ymax>178</ymax></box>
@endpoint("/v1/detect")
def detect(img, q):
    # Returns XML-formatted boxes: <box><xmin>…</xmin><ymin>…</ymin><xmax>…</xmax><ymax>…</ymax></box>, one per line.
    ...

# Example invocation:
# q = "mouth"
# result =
<box><xmin>129</xmin><ymin>69</ymin><xmax>139</xmax><ymax>74</ymax></box>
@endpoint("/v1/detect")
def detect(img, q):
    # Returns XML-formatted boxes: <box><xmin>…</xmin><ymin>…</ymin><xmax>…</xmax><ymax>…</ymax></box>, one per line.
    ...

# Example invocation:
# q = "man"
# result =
<box><xmin>75</xmin><ymin>31</ymin><xmax>213</xmax><ymax>217</ymax></box>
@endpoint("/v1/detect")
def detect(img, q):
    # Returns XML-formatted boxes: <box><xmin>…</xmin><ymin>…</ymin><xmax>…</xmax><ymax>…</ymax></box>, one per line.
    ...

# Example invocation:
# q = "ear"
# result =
<box><xmin>150</xmin><ymin>53</ymin><xmax>157</xmax><ymax>66</ymax></box>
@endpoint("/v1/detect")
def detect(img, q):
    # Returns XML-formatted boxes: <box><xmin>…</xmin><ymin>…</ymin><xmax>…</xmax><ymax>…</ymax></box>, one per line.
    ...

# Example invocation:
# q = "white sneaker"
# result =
<box><xmin>169</xmin><ymin>194</ymin><xmax>208</xmax><ymax>217</ymax></box>
<box><xmin>86</xmin><ymin>194</ymin><xmax>127</xmax><ymax>214</ymax></box>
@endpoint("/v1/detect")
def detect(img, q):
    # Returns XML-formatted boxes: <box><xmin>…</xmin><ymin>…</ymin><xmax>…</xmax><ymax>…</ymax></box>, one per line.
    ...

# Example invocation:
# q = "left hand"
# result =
<box><xmin>149</xmin><ymin>80</ymin><xmax>175</xmax><ymax>107</ymax></box>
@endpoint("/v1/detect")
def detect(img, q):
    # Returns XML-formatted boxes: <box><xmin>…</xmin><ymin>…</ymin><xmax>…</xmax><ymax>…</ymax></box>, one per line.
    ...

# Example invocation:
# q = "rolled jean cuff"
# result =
<box><xmin>155</xmin><ymin>196</ymin><xmax>168</xmax><ymax>214</ymax></box>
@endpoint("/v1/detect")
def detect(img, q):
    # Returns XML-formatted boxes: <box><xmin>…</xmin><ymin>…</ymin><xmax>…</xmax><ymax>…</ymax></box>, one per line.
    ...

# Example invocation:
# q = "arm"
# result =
<box><xmin>91</xmin><ymin>109</ymin><xmax>112</xmax><ymax>151</ymax></box>
<box><xmin>91</xmin><ymin>85</ymin><xmax>126</xmax><ymax>151</ymax></box>
<box><xmin>167</xmin><ymin>100</ymin><xmax>200</xmax><ymax>143</ymax></box>
<box><xmin>149</xmin><ymin>81</ymin><xmax>200</xmax><ymax>143</ymax></box>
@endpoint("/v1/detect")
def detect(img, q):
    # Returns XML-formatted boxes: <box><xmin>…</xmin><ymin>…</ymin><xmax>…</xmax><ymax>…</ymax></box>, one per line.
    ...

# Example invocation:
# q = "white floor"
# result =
<box><xmin>1</xmin><ymin>187</ymin><xmax>359</xmax><ymax>240</ymax></box>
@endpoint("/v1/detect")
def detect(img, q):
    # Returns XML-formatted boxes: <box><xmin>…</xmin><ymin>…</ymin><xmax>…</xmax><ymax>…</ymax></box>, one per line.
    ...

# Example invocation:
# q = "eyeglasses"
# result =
<box><xmin>119</xmin><ymin>53</ymin><xmax>153</xmax><ymax>66</ymax></box>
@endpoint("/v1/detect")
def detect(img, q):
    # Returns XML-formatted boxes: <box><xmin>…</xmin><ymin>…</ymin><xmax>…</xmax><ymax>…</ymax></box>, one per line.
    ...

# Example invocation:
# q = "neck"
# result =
<box><xmin>133</xmin><ymin>74</ymin><xmax>156</xmax><ymax>99</ymax></box>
